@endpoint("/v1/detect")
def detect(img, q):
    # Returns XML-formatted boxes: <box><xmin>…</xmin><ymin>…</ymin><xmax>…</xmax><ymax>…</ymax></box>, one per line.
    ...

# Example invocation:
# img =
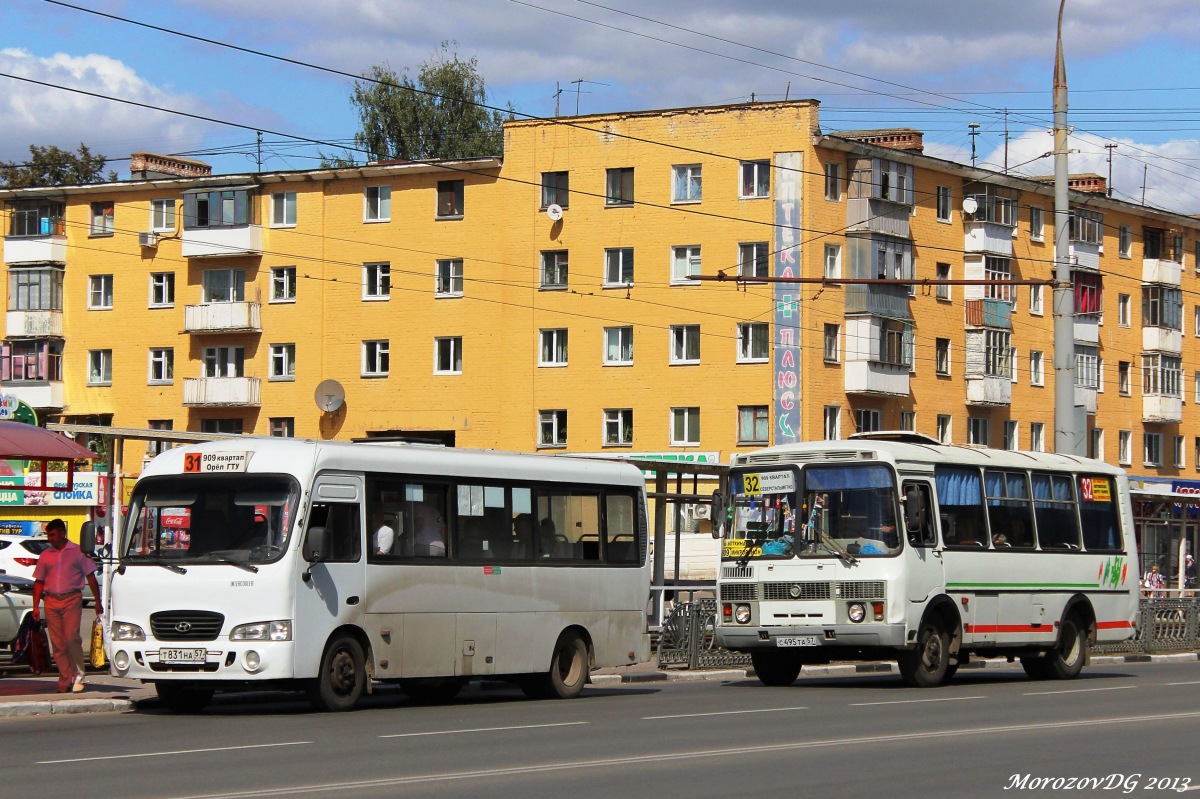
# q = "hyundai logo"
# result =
<box><xmin>175</xmin><ymin>621</ymin><xmax>192</xmax><ymax>633</ymax></box>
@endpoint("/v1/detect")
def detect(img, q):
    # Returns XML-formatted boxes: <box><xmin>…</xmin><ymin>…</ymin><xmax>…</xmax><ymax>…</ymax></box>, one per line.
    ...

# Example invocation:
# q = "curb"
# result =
<box><xmin>0</xmin><ymin>698</ymin><xmax>135</xmax><ymax>718</ymax></box>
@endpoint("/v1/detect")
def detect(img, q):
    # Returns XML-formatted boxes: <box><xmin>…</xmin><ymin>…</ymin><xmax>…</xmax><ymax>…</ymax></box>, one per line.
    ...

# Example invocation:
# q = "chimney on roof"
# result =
<box><xmin>1030</xmin><ymin>172</ymin><xmax>1106</xmax><ymax>195</ymax></box>
<box><xmin>130</xmin><ymin>152</ymin><xmax>212</xmax><ymax>180</ymax></box>
<box><xmin>837</xmin><ymin>128</ymin><xmax>924</xmax><ymax>154</ymax></box>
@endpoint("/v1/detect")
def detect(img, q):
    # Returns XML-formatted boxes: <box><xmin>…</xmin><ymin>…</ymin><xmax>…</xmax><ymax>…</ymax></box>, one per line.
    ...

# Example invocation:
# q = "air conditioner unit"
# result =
<box><xmin>693</xmin><ymin>504</ymin><xmax>712</xmax><ymax>520</ymax></box>
<box><xmin>138</xmin><ymin>231</ymin><xmax>158</xmax><ymax>248</ymax></box>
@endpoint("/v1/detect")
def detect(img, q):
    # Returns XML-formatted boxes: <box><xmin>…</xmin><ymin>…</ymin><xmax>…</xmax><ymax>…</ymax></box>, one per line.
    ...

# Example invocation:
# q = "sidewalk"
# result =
<box><xmin>1</xmin><ymin>651</ymin><xmax>1196</xmax><ymax>719</ymax></box>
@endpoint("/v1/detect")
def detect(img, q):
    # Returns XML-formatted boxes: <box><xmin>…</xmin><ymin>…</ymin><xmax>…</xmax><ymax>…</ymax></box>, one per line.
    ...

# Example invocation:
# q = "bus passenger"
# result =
<box><xmin>413</xmin><ymin>503</ymin><xmax>447</xmax><ymax>557</ymax></box>
<box><xmin>373</xmin><ymin>512</ymin><xmax>394</xmax><ymax>556</ymax></box>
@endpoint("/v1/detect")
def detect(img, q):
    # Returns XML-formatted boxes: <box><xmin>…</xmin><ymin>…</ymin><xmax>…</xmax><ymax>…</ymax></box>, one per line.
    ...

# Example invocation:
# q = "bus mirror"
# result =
<box><xmin>710</xmin><ymin>490</ymin><xmax>724</xmax><ymax>539</ymax></box>
<box><xmin>304</xmin><ymin>527</ymin><xmax>326</xmax><ymax>563</ymax></box>
<box><xmin>904</xmin><ymin>486</ymin><xmax>926</xmax><ymax>536</ymax></box>
<box><xmin>79</xmin><ymin>521</ymin><xmax>96</xmax><ymax>557</ymax></box>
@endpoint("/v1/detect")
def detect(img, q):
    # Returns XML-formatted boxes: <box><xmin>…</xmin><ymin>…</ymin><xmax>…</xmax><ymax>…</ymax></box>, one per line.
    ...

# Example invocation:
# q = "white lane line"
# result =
<box><xmin>380</xmin><ymin>721</ymin><xmax>587</xmax><ymax>738</ymax></box>
<box><xmin>1024</xmin><ymin>686</ymin><xmax>1136</xmax><ymax>696</ymax></box>
<box><xmin>173</xmin><ymin>710</ymin><xmax>1200</xmax><ymax>798</ymax></box>
<box><xmin>38</xmin><ymin>741</ymin><xmax>311</xmax><ymax>765</ymax></box>
<box><xmin>643</xmin><ymin>706</ymin><xmax>807</xmax><ymax>720</ymax></box>
<box><xmin>850</xmin><ymin>695</ymin><xmax>987</xmax><ymax>707</ymax></box>
<box><xmin>1166</xmin><ymin>681</ymin><xmax>1200</xmax><ymax>686</ymax></box>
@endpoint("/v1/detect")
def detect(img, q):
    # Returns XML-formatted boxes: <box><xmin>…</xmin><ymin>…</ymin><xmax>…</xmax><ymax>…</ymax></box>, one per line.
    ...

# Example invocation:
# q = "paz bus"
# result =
<box><xmin>714</xmin><ymin>433</ymin><xmax>1137</xmax><ymax>687</ymax></box>
<box><xmin>106</xmin><ymin>438</ymin><xmax>650</xmax><ymax>712</ymax></box>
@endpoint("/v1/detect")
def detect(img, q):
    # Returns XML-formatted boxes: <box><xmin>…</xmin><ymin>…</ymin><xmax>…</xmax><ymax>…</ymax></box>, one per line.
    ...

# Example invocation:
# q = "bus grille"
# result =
<box><xmin>722</xmin><ymin>565</ymin><xmax>753</xmax><ymax>579</ymax></box>
<box><xmin>836</xmin><ymin>581</ymin><xmax>886</xmax><ymax>600</ymax></box>
<box><xmin>150</xmin><ymin>611</ymin><xmax>225</xmax><ymax>641</ymax></box>
<box><xmin>763</xmin><ymin>582</ymin><xmax>831</xmax><ymax>600</ymax></box>
<box><xmin>720</xmin><ymin>584</ymin><xmax>757</xmax><ymax>602</ymax></box>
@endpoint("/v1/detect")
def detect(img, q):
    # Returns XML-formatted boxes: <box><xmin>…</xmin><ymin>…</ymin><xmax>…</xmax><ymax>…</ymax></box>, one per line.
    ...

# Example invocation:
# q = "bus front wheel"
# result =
<box><xmin>309</xmin><ymin>635</ymin><xmax>366</xmax><ymax>712</ymax></box>
<box><xmin>521</xmin><ymin>630</ymin><xmax>588</xmax><ymax>700</ymax></box>
<box><xmin>751</xmin><ymin>651</ymin><xmax>803</xmax><ymax>686</ymax></box>
<box><xmin>898</xmin><ymin>617</ymin><xmax>950</xmax><ymax>687</ymax></box>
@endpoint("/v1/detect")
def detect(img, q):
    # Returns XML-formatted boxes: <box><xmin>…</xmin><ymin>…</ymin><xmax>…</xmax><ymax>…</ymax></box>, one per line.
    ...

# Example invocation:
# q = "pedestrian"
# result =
<box><xmin>1185</xmin><ymin>554</ymin><xmax>1197</xmax><ymax>597</ymax></box>
<box><xmin>1142</xmin><ymin>563</ymin><xmax>1166</xmax><ymax>600</ymax></box>
<box><xmin>31</xmin><ymin>519</ymin><xmax>102</xmax><ymax>693</ymax></box>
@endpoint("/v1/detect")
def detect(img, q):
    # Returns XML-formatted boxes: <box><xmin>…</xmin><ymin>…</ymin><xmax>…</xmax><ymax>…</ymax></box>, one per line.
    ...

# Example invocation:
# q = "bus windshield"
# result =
<box><xmin>122</xmin><ymin>474</ymin><xmax>300</xmax><ymax>567</ymax></box>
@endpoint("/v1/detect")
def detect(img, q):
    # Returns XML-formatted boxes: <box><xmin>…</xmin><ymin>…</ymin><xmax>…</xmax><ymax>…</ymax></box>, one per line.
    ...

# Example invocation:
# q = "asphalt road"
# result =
<box><xmin>4</xmin><ymin>661</ymin><xmax>1200</xmax><ymax>799</ymax></box>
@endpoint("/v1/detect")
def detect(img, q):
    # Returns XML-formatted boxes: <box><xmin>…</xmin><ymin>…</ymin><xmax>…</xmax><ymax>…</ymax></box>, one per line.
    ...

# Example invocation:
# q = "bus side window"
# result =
<box><xmin>310</xmin><ymin>503</ymin><xmax>361</xmax><ymax>563</ymax></box>
<box><xmin>903</xmin><ymin>482</ymin><xmax>935</xmax><ymax>547</ymax></box>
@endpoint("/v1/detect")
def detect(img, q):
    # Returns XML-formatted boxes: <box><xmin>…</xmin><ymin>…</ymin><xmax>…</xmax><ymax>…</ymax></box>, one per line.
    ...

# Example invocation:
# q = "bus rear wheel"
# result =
<box><xmin>750</xmin><ymin>651</ymin><xmax>803</xmax><ymax>686</ymax></box>
<box><xmin>308</xmin><ymin>635</ymin><xmax>365</xmax><ymax>712</ymax></box>
<box><xmin>1022</xmin><ymin>614</ymin><xmax>1087</xmax><ymax>680</ymax></box>
<box><xmin>521</xmin><ymin>630</ymin><xmax>588</xmax><ymax>699</ymax></box>
<box><xmin>155</xmin><ymin>682</ymin><xmax>214</xmax><ymax>714</ymax></box>
<box><xmin>898</xmin><ymin>617</ymin><xmax>950</xmax><ymax>687</ymax></box>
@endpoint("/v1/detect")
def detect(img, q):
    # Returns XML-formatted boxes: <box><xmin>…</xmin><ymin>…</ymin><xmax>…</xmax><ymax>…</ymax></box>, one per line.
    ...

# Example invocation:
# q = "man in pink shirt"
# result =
<box><xmin>31</xmin><ymin>519</ymin><xmax>103</xmax><ymax>693</ymax></box>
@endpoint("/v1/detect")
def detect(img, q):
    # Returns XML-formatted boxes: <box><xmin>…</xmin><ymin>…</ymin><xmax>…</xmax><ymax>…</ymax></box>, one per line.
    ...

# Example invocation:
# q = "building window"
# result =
<box><xmin>363</xmin><ymin>262</ymin><xmax>390</xmax><ymax>300</ymax></box>
<box><xmin>271</xmin><ymin>191</ymin><xmax>297</xmax><ymax>227</ymax></box>
<box><xmin>824</xmin><ymin>162</ymin><xmax>841</xmax><ymax>201</ymax></box>
<box><xmin>436</xmin><ymin>179</ymin><xmax>464</xmax><ymax>218</ymax></box>
<box><xmin>149</xmin><ymin>273</ymin><xmax>175</xmax><ymax>308</ymax></box>
<box><xmin>935</xmin><ymin>338</ymin><xmax>950</xmax><ymax>376</ymax></box>
<box><xmin>88</xmin><ymin>275</ymin><xmax>113</xmax><ymax>310</ymax></box>
<box><xmin>1030</xmin><ymin>284</ymin><xmax>1043</xmax><ymax>315</ymax></box>
<box><xmin>270</xmin><ymin>418</ymin><xmax>294</xmax><ymax>438</ymax></box>
<box><xmin>935</xmin><ymin>262</ymin><xmax>950</xmax><ymax>300</ymax></box>
<box><xmin>937</xmin><ymin>414</ymin><xmax>952</xmax><ymax>444</ymax></box>
<box><xmin>1074</xmin><ymin>272</ymin><xmax>1103</xmax><ymax>315</ymax></box>
<box><xmin>88</xmin><ymin>349</ymin><xmax>112</xmax><ymax>385</ymax></box>
<box><xmin>270</xmin><ymin>344</ymin><xmax>296</xmax><ymax>381</ymax></box>
<box><xmin>434</xmin><ymin>337</ymin><xmax>462</xmax><ymax>374</ymax></box>
<box><xmin>1195</xmin><ymin>371</ymin><xmax>1200</xmax><ymax>403</ymax></box>
<box><xmin>1030</xmin><ymin>206</ymin><xmax>1044</xmax><ymax>241</ymax></box>
<box><xmin>364</xmin><ymin>185</ymin><xmax>390</xmax><ymax>222</ymax></box>
<box><xmin>1175</xmin><ymin>435</ymin><xmax>1185</xmax><ymax>468</ymax></box>
<box><xmin>362</xmin><ymin>340</ymin><xmax>389</xmax><ymax>377</ymax></box>
<box><xmin>823</xmin><ymin>406</ymin><xmax>841</xmax><ymax>440</ymax></box>
<box><xmin>1142</xmin><ymin>354</ymin><xmax>1182</xmax><ymax>397</ymax></box>
<box><xmin>968</xmin><ymin>417</ymin><xmax>990</xmax><ymax>447</ymax></box>
<box><xmin>1030</xmin><ymin>350</ymin><xmax>1044</xmax><ymax>386</ymax></box>
<box><xmin>1118</xmin><ymin>430</ymin><xmax>1132</xmax><ymax>465</ymax></box>
<box><xmin>936</xmin><ymin>186</ymin><xmax>951</xmax><ymax>222</ymax></box>
<box><xmin>201</xmin><ymin>419</ymin><xmax>244</xmax><ymax>435</ymax></box>
<box><xmin>824</xmin><ymin>324</ymin><xmax>840</xmax><ymax>363</ymax></box>
<box><xmin>605</xmin><ymin>168</ymin><xmax>634</xmax><ymax>206</ymax></box>
<box><xmin>1030</xmin><ymin>422</ymin><xmax>1046</xmax><ymax>453</ymax></box>
<box><xmin>147</xmin><ymin>419</ymin><xmax>174</xmax><ymax>456</ymax></box>
<box><xmin>672</xmin><ymin>245</ymin><xmax>701</xmax><ymax>284</ymax></box>
<box><xmin>202</xmin><ymin>268</ymin><xmax>244</xmax><ymax>303</ymax></box>
<box><xmin>739</xmin><ymin>242</ymin><xmax>769</xmax><ymax>279</ymax></box>
<box><xmin>9</xmin><ymin>267</ymin><xmax>64</xmax><ymax>312</ymax></box>
<box><xmin>604</xmin><ymin>409</ymin><xmax>634</xmax><ymax>446</ymax></box>
<box><xmin>436</xmin><ymin>259</ymin><xmax>464</xmax><ymax>297</ymax></box>
<box><xmin>538</xmin><ymin>410</ymin><xmax>567</xmax><ymax>448</ymax></box>
<box><xmin>1144</xmin><ymin>433</ymin><xmax>1163</xmax><ymax>466</ymax></box>
<box><xmin>824</xmin><ymin>244</ymin><xmax>842</xmax><ymax>279</ymax></box>
<box><xmin>1010</xmin><ymin>347</ymin><xmax>1019</xmax><ymax>383</ymax></box>
<box><xmin>984</xmin><ymin>256</ymin><xmax>1013</xmax><ymax>304</ymax></box>
<box><xmin>604</xmin><ymin>326</ymin><xmax>633</xmax><ymax>365</ymax></box>
<box><xmin>901</xmin><ymin>411</ymin><xmax>916</xmax><ymax>432</ymax></box>
<box><xmin>740</xmin><ymin>160</ymin><xmax>770</xmax><ymax>198</ymax></box>
<box><xmin>737</xmin><ymin>322</ymin><xmax>769</xmax><ymax>362</ymax></box>
<box><xmin>184</xmin><ymin>188</ymin><xmax>253</xmax><ymax>229</ymax></box>
<box><xmin>880</xmin><ymin>319</ymin><xmax>912</xmax><ymax>367</ymax></box>
<box><xmin>541</xmin><ymin>250</ymin><xmax>568</xmax><ymax>289</ymax></box>
<box><xmin>1118</xmin><ymin>361</ymin><xmax>1131</xmax><ymax>395</ymax></box>
<box><xmin>90</xmin><ymin>201</ymin><xmax>114</xmax><ymax>236</ymax></box>
<box><xmin>1070</xmin><ymin>208</ymin><xmax>1103</xmax><ymax>245</ymax></box>
<box><xmin>672</xmin><ymin>164</ymin><xmax>702</xmax><ymax>202</ymax></box>
<box><xmin>671</xmin><ymin>407</ymin><xmax>700</xmax><ymax>445</ymax></box>
<box><xmin>204</xmin><ymin>346</ymin><xmax>244</xmax><ymax>377</ymax></box>
<box><xmin>855</xmin><ymin>409</ymin><xmax>881</xmax><ymax>434</ymax></box>
<box><xmin>539</xmin><ymin>329</ymin><xmax>569</xmax><ymax>366</ymax></box>
<box><xmin>1117</xmin><ymin>294</ymin><xmax>1130</xmax><ymax>326</ymax></box>
<box><xmin>1004</xmin><ymin>420</ymin><xmax>1019</xmax><ymax>451</ymax></box>
<box><xmin>148</xmin><ymin>348</ymin><xmax>173</xmax><ymax>385</ymax></box>
<box><xmin>670</xmin><ymin>325</ymin><xmax>700</xmax><ymax>364</ymax></box>
<box><xmin>1119</xmin><ymin>225</ymin><xmax>1132</xmax><ymax>258</ymax></box>
<box><xmin>541</xmin><ymin>171</ymin><xmax>569</xmax><ymax>208</ymax></box>
<box><xmin>1194</xmin><ymin>306</ymin><xmax>1200</xmax><ymax>337</ymax></box>
<box><xmin>1091</xmin><ymin>428</ymin><xmax>1104</xmax><ymax>460</ymax></box>
<box><xmin>738</xmin><ymin>406</ymin><xmax>769</xmax><ymax>445</ymax></box>
<box><xmin>605</xmin><ymin>248</ymin><xmax>634</xmax><ymax>286</ymax></box>
<box><xmin>1143</xmin><ymin>285</ymin><xmax>1183</xmax><ymax>329</ymax></box>
<box><xmin>1074</xmin><ymin>345</ymin><xmax>1100</xmax><ymax>389</ymax></box>
<box><xmin>985</xmin><ymin>329</ymin><xmax>1012</xmax><ymax>378</ymax></box>
<box><xmin>271</xmin><ymin>267</ymin><xmax>297</xmax><ymax>302</ymax></box>
<box><xmin>150</xmin><ymin>198</ymin><xmax>175</xmax><ymax>232</ymax></box>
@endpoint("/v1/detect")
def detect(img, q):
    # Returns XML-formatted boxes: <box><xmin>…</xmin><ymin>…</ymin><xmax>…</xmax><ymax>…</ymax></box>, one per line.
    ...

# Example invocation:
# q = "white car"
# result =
<box><xmin>0</xmin><ymin>534</ymin><xmax>51</xmax><ymax>581</ymax></box>
<box><xmin>0</xmin><ymin>575</ymin><xmax>34</xmax><ymax>647</ymax></box>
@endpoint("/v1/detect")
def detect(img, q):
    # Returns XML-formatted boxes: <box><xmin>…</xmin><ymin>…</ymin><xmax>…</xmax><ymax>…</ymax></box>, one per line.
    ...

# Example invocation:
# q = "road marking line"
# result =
<box><xmin>380</xmin><ymin>721</ymin><xmax>588</xmax><ymax>738</ymax></box>
<box><xmin>175</xmin><ymin>711</ymin><xmax>1200</xmax><ymax>798</ymax></box>
<box><xmin>1166</xmin><ymin>681</ymin><xmax>1200</xmax><ymax>686</ymax></box>
<box><xmin>39</xmin><ymin>741</ymin><xmax>311</xmax><ymax>765</ymax></box>
<box><xmin>1024</xmin><ymin>686</ymin><xmax>1136</xmax><ymax>696</ymax></box>
<box><xmin>642</xmin><ymin>706</ymin><xmax>807</xmax><ymax>720</ymax></box>
<box><xmin>850</xmin><ymin>695</ymin><xmax>987</xmax><ymax>706</ymax></box>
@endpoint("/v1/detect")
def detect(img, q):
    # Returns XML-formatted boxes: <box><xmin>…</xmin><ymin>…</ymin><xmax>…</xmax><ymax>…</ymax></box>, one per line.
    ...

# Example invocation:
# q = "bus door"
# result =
<box><xmin>295</xmin><ymin>474</ymin><xmax>366</xmax><ymax>672</ymax></box>
<box><xmin>902</xmin><ymin>479</ymin><xmax>943</xmax><ymax>628</ymax></box>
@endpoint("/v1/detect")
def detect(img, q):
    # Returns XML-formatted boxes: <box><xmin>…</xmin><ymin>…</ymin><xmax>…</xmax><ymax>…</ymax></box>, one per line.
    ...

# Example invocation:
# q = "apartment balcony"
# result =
<box><xmin>963</xmin><ymin>220</ymin><xmax>1015</xmax><ymax>257</ymax></box>
<box><xmin>844</xmin><ymin>361</ymin><xmax>910</xmax><ymax>396</ymax></box>
<box><xmin>1069</xmin><ymin>241</ymin><xmax>1100</xmax><ymax>272</ymax></box>
<box><xmin>1074</xmin><ymin>385</ymin><xmax>1097</xmax><ymax>415</ymax></box>
<box><xmin>180</xmin><ymin>225</ymin><xmax>263</xmax><ymax>258</ymax></box>
<box><xmin>845</xmin><ymin>198</ymin><xmax>911</xmax><ymax>238</ymax></box>
<box><xmin>183</xmin><ymin>302</ymin><xmax>261</xmax><ymax>334</ymax></box>
<box><xmin>4</xmin><ymin>234</ymin><xmax>66</xmax><ymax>265</ymax></box>
<box><xmin>182</xmin><ymin>376</ymin><xmax>261</xmax><ymax>407</ymax></box>
<box><xmin>964</xmin><ymin>299</ymin><xmax>1012</xmax><ymax>329</ymax></box>
<box><xmin>966</xmin><ymin>375</ymin><xmax>1012</xmax><ymax>406</ymax></box>
<box><xmin>1072</xmin><ymin>315</ymin><xmax>1099</xmax><ymax>344</ymax></box>
<box><xmin>1142</xmin><ymin>258</ymin><xmax>1181</xmax><ymax>286</ymax></box>
<box><xmin>1143</xmin><ymin>394</ymin><xmax>1182</xmax><ymax>424</ymax></box>
<box><xmin>844</xmin><ymin>284</ymin><xmax>912</xmax><ymax>319</ymax></box>
<box><xmin>0</xmin><ymin>380</ymin><xmax>64</xmax><ymax>410</ymax></box>
<box><xmin>6</xmin><ymin>310</ymin><xmax>62</xmax><ymax>337</ymax></box>
<box><xmin>1143</xmin><ymin>326</ymin><xmax>1182</xmax><ymax>354</ymax></box>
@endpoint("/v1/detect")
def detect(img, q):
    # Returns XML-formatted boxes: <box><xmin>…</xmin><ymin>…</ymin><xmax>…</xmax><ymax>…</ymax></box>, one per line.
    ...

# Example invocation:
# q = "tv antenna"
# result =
<box><xmin>968</xmin><ymin>122</ymin><xmax>981</xmax><ymax>168</ymax></box>
<box><xmin>1104</xmin><ymin>143</ymin><xmax>1117</xmax><ymax>197</ymax></box>
<box><xmin>569</xmin><ymin>78</ymin><xmax>609</xmax><ymax>116</ymax></box>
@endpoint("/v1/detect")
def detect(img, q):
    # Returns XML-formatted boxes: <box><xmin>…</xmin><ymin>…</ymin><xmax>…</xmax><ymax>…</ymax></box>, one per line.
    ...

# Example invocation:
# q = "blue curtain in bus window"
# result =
<box><xmin>804</xmin><ymin>465</ymin><xmax>892</xmax><ymax>490</ymax></box>
<box><xmin>983</xmin><ymin>470</ymin><xmax>1034</xmax><ymax>548</ymax></box>
<box><xmin>1031</xmin><ymin>473</ymin><xmax>1081</xmax><ymax>549</ymax></box>
<box><xmin>935</xmin><ymin>466</ymin><xmax>987</xmax><ymax>547</ymax></box>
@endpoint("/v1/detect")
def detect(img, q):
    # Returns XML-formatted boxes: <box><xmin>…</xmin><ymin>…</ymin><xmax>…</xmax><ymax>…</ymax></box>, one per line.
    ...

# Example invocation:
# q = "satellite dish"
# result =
<box><xmin>962</xmin><ymin>196</ymin><xmax>979</xmax><ymax>215</ymax></box>
<box><xmin>314</xmin><ymin>379</ymin><xmax>345</xmax><ymax>413</ymax></box>
<box><xmin>546</xmin><ymin>203</ymin><xmax>563</xmax><ymax>222</ymax></box>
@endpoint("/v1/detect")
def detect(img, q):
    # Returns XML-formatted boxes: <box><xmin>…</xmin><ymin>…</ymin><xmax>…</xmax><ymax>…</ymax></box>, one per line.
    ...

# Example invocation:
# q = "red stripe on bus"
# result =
<box><xmin>1095</xmin><ymin>620</ymin><xmax>1133</xmax><ymax>630</ymax></box>
<box><xmin>964</xmin><ymin>624</ymin><xmax>1055</xmax><ymax>634</ymax></box>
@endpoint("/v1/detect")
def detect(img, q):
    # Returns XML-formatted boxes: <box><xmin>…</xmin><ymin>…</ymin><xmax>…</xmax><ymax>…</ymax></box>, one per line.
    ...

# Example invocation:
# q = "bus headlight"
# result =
<box><xmin>230</xmin><ymin>620</ymin><xmax>292</xmax><ymax>641</ymax></box>
<box><xmin>113</xmin><ymin>650</ymin><xmax>130</xmax><ymax>671</ymax></box>
<box><xmin>734</xmin><ymin>604</ymin><xmax>752</xmax><ymax>624</ymax></box>
<box><xmin>111</xmin><ymin>621</ymin><xmax>146</xmax><ymax>641</ymax></box>
<box><xmin>847</xmin><ymin>602</ymin><xmax>866</xmax><ymax>623</ymax></box>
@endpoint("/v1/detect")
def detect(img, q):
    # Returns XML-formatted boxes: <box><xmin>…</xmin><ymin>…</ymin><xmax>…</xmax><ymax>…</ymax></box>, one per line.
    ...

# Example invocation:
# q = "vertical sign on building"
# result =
<box><xmin>773</xmin><ymin>152</ymin><xmax>802</xmax><ymax>444</ymax></box>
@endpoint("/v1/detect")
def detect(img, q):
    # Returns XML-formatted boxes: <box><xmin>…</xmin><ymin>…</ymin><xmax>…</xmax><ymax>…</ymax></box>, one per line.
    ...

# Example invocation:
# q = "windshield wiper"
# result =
<box><xmin>202</xmin><ymin>555</ymin><xmax>259</xmax><ymax>574</ymax></box>
<box><xmin>816</xmin><ymin>530</ymin><xmax>858</xmax><ymax>566</ymax></box>
<box><xmin>130</xmin><ymin>558</ymin><xmax>187</xmax><ymax>574</ymax></box>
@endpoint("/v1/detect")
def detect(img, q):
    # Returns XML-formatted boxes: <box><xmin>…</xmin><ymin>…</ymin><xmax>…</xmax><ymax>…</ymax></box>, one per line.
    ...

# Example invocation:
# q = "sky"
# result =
<box><xmin>4</xmin><ymin>0</ymin><xmax>1200</xmax><ymax>212</ymax></box>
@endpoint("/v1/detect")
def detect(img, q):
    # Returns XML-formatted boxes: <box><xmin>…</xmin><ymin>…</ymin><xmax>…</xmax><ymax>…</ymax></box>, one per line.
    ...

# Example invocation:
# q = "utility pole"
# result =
<box><xmin>1104</xmin><ymin>143</ymin><xmax>1117</xmax><ymax>197</ymax></box>
<box><xmin>1142</xmin><ymin>164</ymin><xmax>1149</xmax><ymax>205</ymax></box>
<box><xmin>968</xmin><ymin>122</ymin><xmax>981</xmax><ymax>167</ymax></box>
<box><xmin>553</xmin><ymin>82</ymin><xmax>562</xmax><ymax>117</ymax></box>
<box><xmin>1004</xmin><ymin>109</ymin><xmax>1010</xmax><ymax>173</ymax></box>
<box><xmin>256</xmin><ymin>131</ymin><xmax>263</xmax><ymax>172</ymax></box>
<box><xmin>1052</xmin><ymin>0</ymin><xmax>1084</xmax><ymax>455</ymax></box>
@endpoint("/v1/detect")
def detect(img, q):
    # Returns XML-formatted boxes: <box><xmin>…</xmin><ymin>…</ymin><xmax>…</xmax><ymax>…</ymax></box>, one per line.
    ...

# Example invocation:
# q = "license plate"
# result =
<box><xmin>160</xmin><ymin>648</ymin><xmax>206</xmax><ymax>663</ymax></box>
<box><xmin>776</xmin><ymin>636</ymin><xmax>820</xmax><ymax>647</ymax></box>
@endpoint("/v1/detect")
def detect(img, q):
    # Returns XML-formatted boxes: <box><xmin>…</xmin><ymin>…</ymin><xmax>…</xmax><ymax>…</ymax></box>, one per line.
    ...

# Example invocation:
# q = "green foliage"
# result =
<box><xmin>0</xmin><ymin>143</ymin><xmax>115</xmax><ymax>188</ymax></box>
<box><xmin>324</xmin><ymin>42</ymin><xmax>510</xmax><ymax>167</ymax></box>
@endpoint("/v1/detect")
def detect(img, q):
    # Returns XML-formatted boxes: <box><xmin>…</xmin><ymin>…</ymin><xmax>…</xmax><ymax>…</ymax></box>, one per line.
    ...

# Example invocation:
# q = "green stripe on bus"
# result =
<box><xmin>946</xmin><ymin>582</ymin><xmax>1099</xmax><ymax>589</ymax></box>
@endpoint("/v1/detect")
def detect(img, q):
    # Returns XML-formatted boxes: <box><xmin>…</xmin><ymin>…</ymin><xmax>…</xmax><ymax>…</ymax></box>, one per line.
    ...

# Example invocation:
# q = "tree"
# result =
<box><xmin>0</xmin><ymin>143</ymin><xmax>115</xmax><ymax>188</ymax></box>
<box><xmin>326</xmin><ymin>42</ymin><xmax>510</xmax><ymax>167</ymax></box>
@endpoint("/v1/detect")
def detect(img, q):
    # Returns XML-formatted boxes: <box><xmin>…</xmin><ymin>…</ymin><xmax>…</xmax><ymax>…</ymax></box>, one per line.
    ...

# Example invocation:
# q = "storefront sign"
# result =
<box><xmin>0</xmin><ymin>472</ymin><xmax>101</xmax><ymax>506</ymax></box>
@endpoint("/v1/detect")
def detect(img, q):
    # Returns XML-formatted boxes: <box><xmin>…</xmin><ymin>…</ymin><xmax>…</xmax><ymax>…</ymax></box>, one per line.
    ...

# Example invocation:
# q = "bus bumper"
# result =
<box><xmin>109</xmin><ymin>639</ymin><xmax>296</xmax><ymax>682</ymax></box>
<box><xmin>716</xmin><ymin>624</ymin><xmax>908</xmax><ymax>650</ymax></box>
